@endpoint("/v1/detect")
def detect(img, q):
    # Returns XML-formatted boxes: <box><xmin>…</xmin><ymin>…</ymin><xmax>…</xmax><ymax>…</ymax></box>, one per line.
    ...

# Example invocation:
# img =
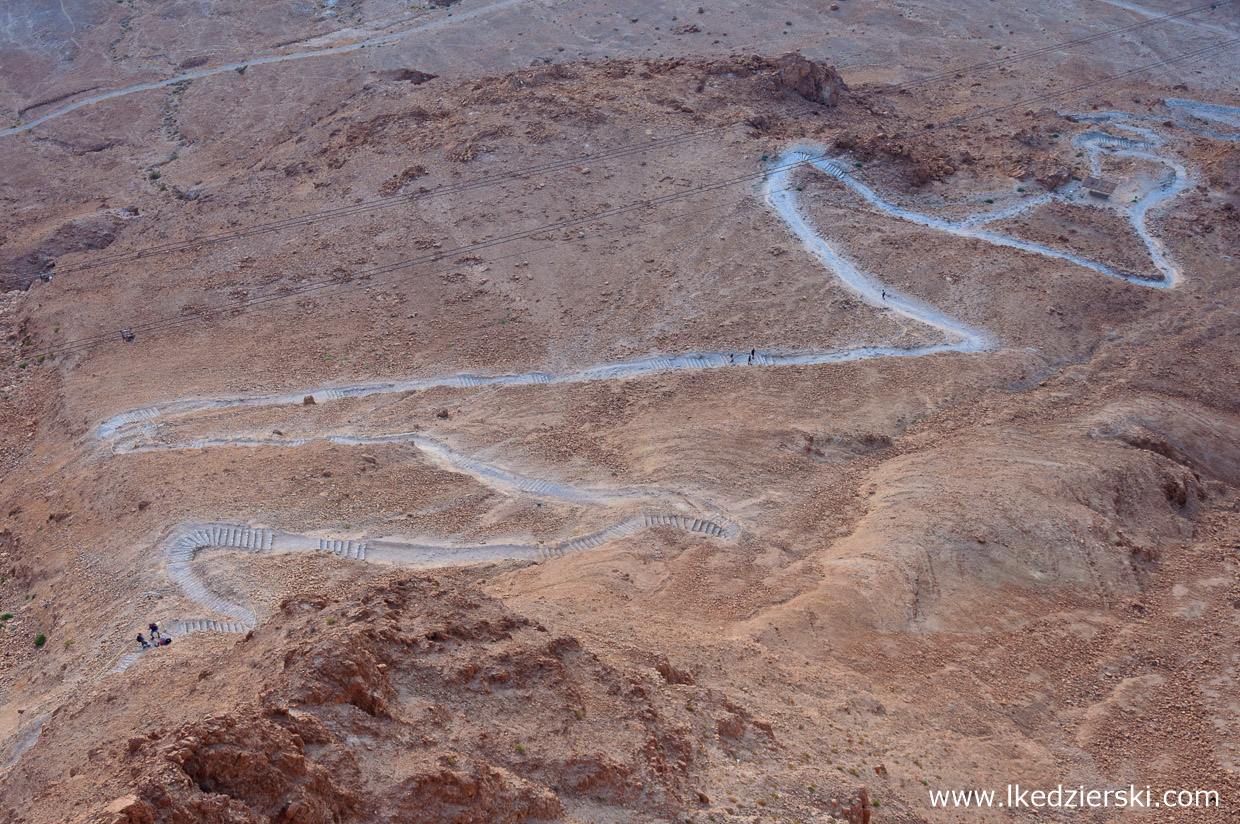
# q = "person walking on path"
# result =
<box><xmin>148</xmin><ymin>622</ymin><xmax>161</xmax><ymax>641</ymax></box>
<box><xmin>136</xmin><ymin>633</ymin><xmax>150</xmax><ymax>650</ymax></box>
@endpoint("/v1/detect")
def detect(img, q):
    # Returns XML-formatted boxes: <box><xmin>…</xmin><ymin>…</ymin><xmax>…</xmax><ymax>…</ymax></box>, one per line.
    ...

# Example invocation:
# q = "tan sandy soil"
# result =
<box><xmin>2</xmin><ymin>2</ymin><xmax>1240</xmax><ymax>822</ymax></box>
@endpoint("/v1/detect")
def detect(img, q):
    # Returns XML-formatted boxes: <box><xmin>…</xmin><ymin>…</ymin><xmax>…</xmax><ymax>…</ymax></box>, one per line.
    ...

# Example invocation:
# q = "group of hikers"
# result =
<box><xmin>727</xmin><ymin>349</ymin><xmax>761</xmax><ymax>365</ymax></box>
<box><xmin>136</xmin><ymin>622</ymin><xmax>171</xmax><ymax>650</ymax></box>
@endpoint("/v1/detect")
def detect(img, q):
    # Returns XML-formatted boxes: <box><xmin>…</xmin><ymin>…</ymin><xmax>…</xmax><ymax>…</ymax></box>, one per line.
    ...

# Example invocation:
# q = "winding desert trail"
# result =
<box><xmin>113</xmin><ymin>511</ymin><xmax>738</xmax><ymax>671</ymax></box>
<box><xmin>0</xmin><ymin>0</ymin><xmax>525</xmax><ymax>139</ymax></box>
<box><xmin>103</xmin><ymin>102</ymin><xmax>1229</xmax><ymax>669</ymax></box>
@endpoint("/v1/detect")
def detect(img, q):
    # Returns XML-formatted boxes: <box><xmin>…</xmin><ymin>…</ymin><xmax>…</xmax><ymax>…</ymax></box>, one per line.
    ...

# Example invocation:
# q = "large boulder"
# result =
<box><xmin>774</xmin><ymin>53</ymin><xmax>847</xmax><ymax>106</ymax></box>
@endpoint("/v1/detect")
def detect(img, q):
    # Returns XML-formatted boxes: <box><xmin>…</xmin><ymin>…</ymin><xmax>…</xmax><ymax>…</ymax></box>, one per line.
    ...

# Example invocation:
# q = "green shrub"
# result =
<box><xmin>0</xmin><ymin>613</ymin><xmax>12</xmax><ymax>620</ymax></box>
<box><xmin>513</xmin><ymin>743</ymin><xmax>526</xmax><ymax>754</ymax></box>
<box><xmin>34</xmin><ymin>634</ymin><xmax>46</xmax><ymax>647</ymax></box>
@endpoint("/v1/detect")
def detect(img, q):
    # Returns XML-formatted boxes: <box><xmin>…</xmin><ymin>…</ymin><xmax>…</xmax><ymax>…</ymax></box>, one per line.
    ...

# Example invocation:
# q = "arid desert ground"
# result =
<box><xmin>2</xmin><ymin>1</ymin><xmax>1240</xmax><ymax>822</ymax></box>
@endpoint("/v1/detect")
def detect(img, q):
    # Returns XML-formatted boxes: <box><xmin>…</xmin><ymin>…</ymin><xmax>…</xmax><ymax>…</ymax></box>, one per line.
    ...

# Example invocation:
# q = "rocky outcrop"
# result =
<box><xmin>773</xmin><ymin>52</ymin><xmax>847</xmax><ymax>106</ymax></box>
<box><xmin>157</xmin><ymin>713</ymin><xmax>359</xmax><ymax>824</ymax></box>
<box><xmin>377</xmin><ymin>68</ymin><xmax>438</xmax><ymax>85</ymax></box>
<box><xmin>68</xmin><ymin>576</ymin><xmax>726</xmax><ymax>822</ymax></box>
<box><xmin>395</xmin><ymin>761</ymin><xmax>563</xmax><ymax>824</ymax></box>
<box><xmin>832</xmin><ymin>131</ymin><xmax>961</xmax><ymax>187</ymax></box>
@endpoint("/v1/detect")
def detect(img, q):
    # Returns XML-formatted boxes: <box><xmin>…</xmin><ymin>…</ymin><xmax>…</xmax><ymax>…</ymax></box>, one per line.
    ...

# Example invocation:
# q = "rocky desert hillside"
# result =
<box><xmin>1</xmin><ymin>1</ymin><xmax>1239</xmax><ymax>822</ymax></box>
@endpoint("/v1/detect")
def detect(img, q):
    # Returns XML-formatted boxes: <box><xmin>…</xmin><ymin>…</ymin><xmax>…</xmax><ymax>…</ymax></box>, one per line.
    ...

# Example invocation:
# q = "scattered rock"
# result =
<box><xmin>379</xmin><ymin>165</ymin><xmax>429</xmax><ymax>196</ymax></box>
<box><xmin>655</xmin><ymin>657</ymin><xmax>696</xmax><ymax>685</ymax></box>
<box><xmin>103</xmin><ymin>794</ymin><xmax>153</xmax><ymax>824</ymax></box>
<box><xmin>377</xmin><ymin>68</ymin><xmax>438</xmax><ymax>85</ymax></box>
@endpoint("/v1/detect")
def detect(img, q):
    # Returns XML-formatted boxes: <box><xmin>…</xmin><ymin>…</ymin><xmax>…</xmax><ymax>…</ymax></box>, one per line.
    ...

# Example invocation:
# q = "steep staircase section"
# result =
<box><xmin>318</xmin><ymin>538</ymin><xmax>367</xmax><ymax>560</ymax></box>
<box><xmin>167</xmin><ymin>618</ymin><xmax>249</xmax><ymax>634</ymax></box>
<box><xmin>540</xmin><ymin>512</ymin><xmax>737</xmax><ymax>560</ymax></box>
<box><xmin>165</xmin><ymin>524</ymin><xmax>271</xmax><ymax>630</ymax></box>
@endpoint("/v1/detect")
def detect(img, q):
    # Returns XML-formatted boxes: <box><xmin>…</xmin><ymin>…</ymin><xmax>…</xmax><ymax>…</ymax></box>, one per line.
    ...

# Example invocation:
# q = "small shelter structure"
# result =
<box><xmin>1082</xmin><ymin>176</ymin><xmax>1117</xmax><ymax>199</ymax></box>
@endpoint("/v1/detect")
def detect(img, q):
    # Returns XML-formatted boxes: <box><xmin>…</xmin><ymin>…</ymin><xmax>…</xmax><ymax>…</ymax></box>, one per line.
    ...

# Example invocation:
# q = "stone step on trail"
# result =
<box><xmin>643</xmin><ymin>511</ymin><xmax>730</xmax><ymax>537</ymax></box>
<box><xmin>114</xmin><ymin>407</ymin><xmax>160</xmax><ymax>426</ymax></box>
<box><xmin>318</xmin><ymin>538</ymin><xmax>368</xmax><ymax>560</ymax></box>
<box><xmin>112</xmin><ymin>651</ymin><xmax>142</xmax><ymax>673</ymax></box>
<box><xmin>1084</xmin><ymin>133</ymin><xmax>1149</xmax><ymax>149</ymax></box>
<box><xmin>191</xmin><ymin>525</ymin><xmax>274</xmax><ymax>552</ymax></box>
<box><xmin>168</xmin><ymin>618</ymin><xmax>250</xmax><ymax>636</ymax></box>
<box><xmin>537</xmin><ymin>544</ymin><xmax>566</xmax><ymax>560</ymax></box>
<box><xmin>550</xmin><ymin>512</ymin><xmax>733</xmax><ymax>558</ymax></box>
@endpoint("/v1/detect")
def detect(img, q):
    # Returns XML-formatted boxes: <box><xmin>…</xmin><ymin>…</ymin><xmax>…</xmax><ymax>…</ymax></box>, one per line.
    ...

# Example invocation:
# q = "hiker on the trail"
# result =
<box><xmin>136</xmin><ymin>633</ymin><xmax>150</xmax><ymax>650</ymax></box>
<box><xmin>148</xmin><ymin>622</ymin><xmax>161</xmax><ymax>641</ymax></box>
<box><xmin>160</xmin><ymin>637</ymin><xmax>172</xmax><ymax>646</ymax></box>
<box><xmin>747</xmin><ymin>349</ymin><xmax>755</xmax><ymax>365</ymax></box>
<box><xmin>881</xmin><ymin>289</ymin><xmax>887</xmax><ymax>301</ymax></box>
<box><xmin>729</xmin><ymin>353</ymin><xmax>734</xmax><ymax>364</ymax></box>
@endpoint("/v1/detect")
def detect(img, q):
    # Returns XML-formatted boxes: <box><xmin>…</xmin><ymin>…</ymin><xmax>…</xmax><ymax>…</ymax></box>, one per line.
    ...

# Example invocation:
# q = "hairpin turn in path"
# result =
<box><xmin>106</xmin><ymin>99</ymin><xmax>1238</xmax><ymax>670</ymax></box>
